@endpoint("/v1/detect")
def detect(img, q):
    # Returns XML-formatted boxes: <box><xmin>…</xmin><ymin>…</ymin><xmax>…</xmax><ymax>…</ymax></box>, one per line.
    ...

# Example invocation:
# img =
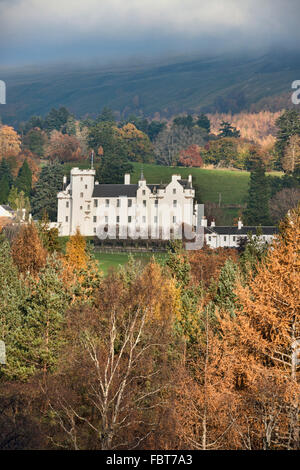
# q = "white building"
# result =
<box><xmin>56</xmin><ymin>167</ymin><xmax>278</xmax><ymax>247</ymax></box>
<box><xmin>57</xmin><ymin>168</ymin><xmax>195</xmax><ymax>238</ymax></box>
<box><xmin>200</xmin><ymin>217</ymin><xmax>278</xmax><ymax>249</ymax></box>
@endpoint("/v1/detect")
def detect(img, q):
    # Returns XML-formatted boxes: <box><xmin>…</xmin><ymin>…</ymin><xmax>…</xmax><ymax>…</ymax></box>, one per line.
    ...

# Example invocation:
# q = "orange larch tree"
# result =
<box><xmin>219</xmin><ymin>205</ymin><xmax>300</xmax><ymax>449</ymax></box>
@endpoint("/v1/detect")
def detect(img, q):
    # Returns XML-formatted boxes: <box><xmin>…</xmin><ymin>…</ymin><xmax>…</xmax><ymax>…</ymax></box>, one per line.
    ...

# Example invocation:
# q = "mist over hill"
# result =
<box><xmin>1</xmin><ymin>50</ymin><xmax>300</xmax><ymax>126</ymax></box>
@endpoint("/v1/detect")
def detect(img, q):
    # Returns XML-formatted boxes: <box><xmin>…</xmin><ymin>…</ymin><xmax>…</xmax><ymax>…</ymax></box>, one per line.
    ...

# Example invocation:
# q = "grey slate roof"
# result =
<box><xmin>204</xmin><ymin>226</ymin><xmax>279</xmax><ymax>236</ymax></box>
<box><xmin>92</xmin><ymin>184</ymin><xmax>139</xmax><ymax>198</ymax></box>
<box><xmin>92</xmin><ymin>183</ymin><xmax>170</xmax><ymax>197</ymax></box>
<box><xmin>179</xmin><ymin>179</ymin><xmax>192</xmax><ymax>189</ymax></box>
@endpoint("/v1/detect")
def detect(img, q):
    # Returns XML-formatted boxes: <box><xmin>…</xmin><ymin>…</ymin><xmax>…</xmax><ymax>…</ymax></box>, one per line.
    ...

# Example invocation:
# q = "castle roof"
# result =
<box><xmin>92</xmin><ymin>184</ymin><xmax>139</xmax><ymax>198</ymax></box>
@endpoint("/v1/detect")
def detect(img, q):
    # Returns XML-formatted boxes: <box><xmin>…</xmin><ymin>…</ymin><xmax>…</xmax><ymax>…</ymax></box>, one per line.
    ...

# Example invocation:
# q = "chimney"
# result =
<box><xmin>63</xmin><ymin>175</ymin><xmax>67</xmax><ymax>190</ymax></box>
<box><xmin>124</xmin><ymin>174</ymin><xmax>130</xmax><ymax>185</ymax></box>
<box><xmin>201</xmin><ymin>216</ymin><xmax>207</xmax><ymax>227</ymax></box>
<box><xmin>238</xmin><ymin>218</ymin><xmax>243</xmax><ymax>230</ymax></box>
<box><xmin>210</xmin><ymin>219</ymin><xmax>215</xmax><ymax>228</ymax></box>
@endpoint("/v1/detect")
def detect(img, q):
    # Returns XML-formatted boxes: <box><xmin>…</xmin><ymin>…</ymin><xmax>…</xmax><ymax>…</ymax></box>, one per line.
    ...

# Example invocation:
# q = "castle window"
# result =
<box><xmin>173</xmin><ymin>200</ymin><xmax>177</xmax><ymax>208</ymax></box>
<box><xmin>66</xmin><ymin>201</ymin><xmax>69</xmax><ymax>208</ymax></box>
<box><xmin>117</xmin><ymin>199</ymin><xmax>120</xmax><ymax>207</ymax></box>
<box><xmin>105</xmin><ymin>216</ymin><xmax>108</xmax><ymax>223</ymax></box>
<box><xmin>143</xmin><ymin>200</ymin><xmax>146</xmax><ymax>207</ymax></box>
<box><xmin>224</xmin><ymin>236</ymin><xmax>227</xmax><ymax>241</ymax></box>
<box><xmin>93</xmin><ymin>228</ymin><xmax>96</xmax><ymax>234</ymax></box>
<box><xmin>154</xmin><ymin>216</ymin><xmax>158</xmax><ymax>223</ymax></box>
<box><xmin>105</xmin><ymin>199</ymin><xmax>109</xmax><ymax>207</ymax></box>
<box><xmin>93</xmin><ymin>216</ymin><xmax>97</xmax><ymax>223</ymax></box>
<box><xmin>233</xmin><ymin>236</ymin><xmax>236</xmax><ymax>241</ymax></box>
<box><xmin>173</xmin><ymin>188</ymin><xmax>176</xmax><ymax>194</ymax></box>
<box><xmin>142</xmin><ymin>190</ymin><xmax>146</xmax><ymax>195</ymax></box>
<box><xmin>128</xmin><ymin>199</ymin><xmax>132</xmax><ymax>207</ymax></box>
<box><xmin>116</xmin><ymin>216</ymin><xmax>120</xmax><ymax>223</ymax></box>
<box><xmin>142</xmin><ymin>216</ymin><xmax>146</xmax><ymax>223</ymax></box>
<box><xmin>208</xmin><ymin>236</ymin><xmax>211</xmax><ymax>242</ymax></box>
<box><xmin>87</xmin><ymin>204</ymin><xmax>90</xmax><ymax>210</ymax></box>
<box><xmin>155</xmin><ymin>200</ymin><xmax>158</xmax><ymax>206</ymax></box>
<box><xmin>128</xmin><ymin>216</ymin><xmax>132</xmax><ymax>223</ymax></box>
<box><xmin>80</xmin><ymin>206</ymin><xmax>83</xmax><ymax>210</ymax></box>
<box><xmin>65</xmin><ymin>216</ymin><xmax>68</xmax><ymax>222</ymax></box>
<box><xmin>80</xmin><ymin>192</ymin><xmax>83</xmax><ymax>198</ymax></box>
<box><xmin>85</xmin><ymin>184</ymin><xmax>88</xmax><ymax>189</ymax></box>
<box><xmin>173</xmin><ymin>216</ymin><xmax>176</xmax><ymax>223</ymax></box>
<box><xmin>94</xmin><ymin>199</ymin><xmax>98</xmax><ymax>207</ymax></box>
<box><xmin>80</xmin><ymin>177</ymin><xmax>83</xmax><ymax>181</ymax></box>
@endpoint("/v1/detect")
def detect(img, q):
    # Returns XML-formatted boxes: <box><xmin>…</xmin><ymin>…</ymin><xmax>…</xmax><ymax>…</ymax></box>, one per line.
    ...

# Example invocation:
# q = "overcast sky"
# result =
<box><xmin>0</xmin><ymin>0</ymin><xmax>299</xmax><ymax>66</ymax></box>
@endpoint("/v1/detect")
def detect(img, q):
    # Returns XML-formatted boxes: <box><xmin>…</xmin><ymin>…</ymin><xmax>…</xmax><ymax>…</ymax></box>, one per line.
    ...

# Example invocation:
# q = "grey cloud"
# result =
<box><xmin>0</xmin><ymin>0</ymin><xmax>299</xmax><ymax>65</ymax></box>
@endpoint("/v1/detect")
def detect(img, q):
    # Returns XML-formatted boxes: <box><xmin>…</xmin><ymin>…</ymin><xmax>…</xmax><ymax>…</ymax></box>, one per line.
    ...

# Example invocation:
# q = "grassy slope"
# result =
<box><xmin>131</xmin><ymin>163</ymin><xmax>250</xmax><ymax>205</ymax></box>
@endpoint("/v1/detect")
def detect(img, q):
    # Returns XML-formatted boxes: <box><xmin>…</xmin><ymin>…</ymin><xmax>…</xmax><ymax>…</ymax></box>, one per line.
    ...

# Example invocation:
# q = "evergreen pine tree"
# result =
<box><xmin>243</xmin><ymin>159</ymin><xmax>271</xmax><ymax>225</ymax></box>
<box><xmin>214</xmin><ymin>259</ymin><xmax>239</xmax><ymax>315</ymax></box>
<box><xmin>0</xmin><ymin>158</ymin><xmax>13</xmax><ymax>188</ymax></box>
<box><xmin>0</xmin><ymin>174</ymin><xmax>10</xmax><ymax>204</ymax></box>
<box><xmin>13</xmin><ymin>255</ymin><xmax>68</xmax><ymax>380</ymax></box>
<box><xmin>15</xmin><ymin>160</ymin><xmax>32</xmax><ymax>197</ymax></box>
<box><xmin>31</xmin><ymin>161</ymin><xmax>64</xmax><ymax>220</ymax></box>
<box><xmin>0</xmin><ymin>238</ymin><xmax>26</xmax><ymax>380</ymax></box>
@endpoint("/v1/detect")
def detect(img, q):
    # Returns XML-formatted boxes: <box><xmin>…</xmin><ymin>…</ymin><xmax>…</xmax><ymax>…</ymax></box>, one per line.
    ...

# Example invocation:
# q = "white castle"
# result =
<box><xmin>57</xmin><ymin>167</ymin><xmax>196</xmax><ymax>239</ymax></box>
<box><xmin>56</xmin><ymin>167</ymin><xmax>278</xmax><ymax>248</ymax></box>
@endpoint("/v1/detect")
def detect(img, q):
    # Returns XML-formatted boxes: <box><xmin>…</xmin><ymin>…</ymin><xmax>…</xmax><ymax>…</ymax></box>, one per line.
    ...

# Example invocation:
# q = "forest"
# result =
<box><xmin>0</xmin><ymin>206</ymin><xmax>299</xmax><ymax>450</ymax></box>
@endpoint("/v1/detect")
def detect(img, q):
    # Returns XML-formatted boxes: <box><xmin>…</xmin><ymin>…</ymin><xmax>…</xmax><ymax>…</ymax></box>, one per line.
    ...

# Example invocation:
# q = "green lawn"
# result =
<box><xmin>93</xmin><ymin>251</ymin><xmax>167</xmax><ymax>276</ymax></box>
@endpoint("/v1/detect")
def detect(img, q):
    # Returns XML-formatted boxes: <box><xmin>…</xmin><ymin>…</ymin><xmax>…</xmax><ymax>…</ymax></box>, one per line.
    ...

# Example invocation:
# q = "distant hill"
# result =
<box><xmin>1</xmin><ymin>51</ymin><xmax>300</xmax><ymax>126</ymax></box>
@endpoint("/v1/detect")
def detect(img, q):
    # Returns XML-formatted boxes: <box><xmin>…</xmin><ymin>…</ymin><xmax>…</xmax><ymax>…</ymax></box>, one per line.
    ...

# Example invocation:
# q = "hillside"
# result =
<box><xmin>1</xmin><ymin>50</ymin><xmax>300</xmax><ymax>126</ymax></box>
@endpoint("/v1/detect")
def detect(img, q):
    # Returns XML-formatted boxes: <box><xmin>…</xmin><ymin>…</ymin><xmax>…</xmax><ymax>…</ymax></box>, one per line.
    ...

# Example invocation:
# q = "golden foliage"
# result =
<box><xmin>11</xmin><ymin>222</ymin><xmax>47</xmax><ymax>276</ymax></box>
<box><xmin>208</xmin><ymin>111</ymin><xmax>282</xmax><ymax>148</ymax></box>
<box><xmin>0</xmin><ymin>125</ymin><xmax>21</xmax><ymax>159</ymax></box>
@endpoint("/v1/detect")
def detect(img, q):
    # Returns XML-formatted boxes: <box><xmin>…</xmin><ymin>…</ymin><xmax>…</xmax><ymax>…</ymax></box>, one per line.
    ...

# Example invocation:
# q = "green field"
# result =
<box><xmin>93</xmin><ymin>252</ymin><xmax>167</xmax><ymax>276</ymax></box>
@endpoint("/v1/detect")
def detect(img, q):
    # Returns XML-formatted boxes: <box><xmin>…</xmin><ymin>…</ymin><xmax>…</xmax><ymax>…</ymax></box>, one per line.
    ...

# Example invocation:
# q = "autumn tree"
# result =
<box><xmin>275</xmin><ymin>109</ymin><xmax>300</xmax><ymax>161</ymax></box>
<box><xmin>47</xmin><ymin>268</ymin><xmax>176</xmax><ymax>449</ymax></box>
<box><xmin>11</xmin><ymin>222</ymin><xmax>47</xmax><ymax>276</ymax></box>
<box><xmin>219</xmin><ymin>205</ymin><xmax>300</xmax><ymax>449</ymax></box>
<box><xmin>179</xmin><ymin>144</ymin><xmax>203</xmax><ymax>167</ymax></box>
<box><xmin>0</xmin><ymin>125</ymin><xmax>21</xmax><ymax>159</ymax></box>
<box><xmin>47</xmin><ymin>130</ymin><xmax>83</xmax><ymax>162</ymax></box>
<box><xmin>63</xmin><ymin>229</ymin><xmax>102</xmax><ymax>304</ymax></box>
<box><xmin>116</xmin><ymin>123</ymin><xmax>154</xmax><ymax>163</ymax></box>
<box><xmin>270</xmin><ymin>187</ymin><xmax>300</xmax><ymax>223</ymax></box>
<box><xmin>154</xmin><ymin>124</ymin><xmax>207</xmax><ymax>166</ymax></box>
<box><xmin>175</xmin><ymin>303</ymin><xmax>240</xmax><ymax>450</ymax></box>
<box><xmin>282</xmin><ymin>134</ymin><xmax>300</xmax><ymax>174</ymax></box>
<box><xmin>64</xmin><ymin>229</ymin><xmax>88</xmax><ymax>271</ymax></box>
